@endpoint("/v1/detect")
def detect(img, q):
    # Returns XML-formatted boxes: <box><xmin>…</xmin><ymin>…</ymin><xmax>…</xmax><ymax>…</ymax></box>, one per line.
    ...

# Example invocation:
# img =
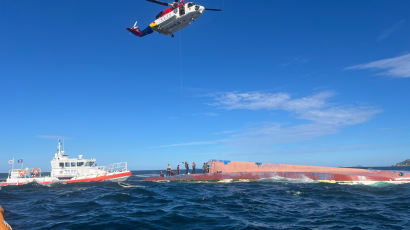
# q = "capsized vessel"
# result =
<box><xmin>1</xmin><ymin>140</ymin><xmax>132</xmax><ymax>186</ymax></box>
<box><xmin>146</xmin><ymin>160</ymin><xmax>410</xmax><ymax>184</ymax></box>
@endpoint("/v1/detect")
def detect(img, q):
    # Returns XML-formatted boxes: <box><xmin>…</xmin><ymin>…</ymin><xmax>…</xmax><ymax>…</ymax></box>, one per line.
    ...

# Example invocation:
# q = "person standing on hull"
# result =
<box><xmin>177</xmin><ymin>164</ymin><xmax>180</xmax><ymax>175</ymax></box>
<box><xmin>184</xmin><ymin>162</ymin><xmax>189</xmax><ymax>174</ymax></box>
<box><xmin>167</xmin><ymin>164</ymin><xmax>171</xmax><ymax>176</ymax></box>
<box><xmin>192</xmin><ymin>162</ymin><xmax>196</xmax><ymax>174</ymax></box>
<box><xmin>202</xmin><ymin>163</ymin><xmax>206</xmax><ymax>174</ymax></box>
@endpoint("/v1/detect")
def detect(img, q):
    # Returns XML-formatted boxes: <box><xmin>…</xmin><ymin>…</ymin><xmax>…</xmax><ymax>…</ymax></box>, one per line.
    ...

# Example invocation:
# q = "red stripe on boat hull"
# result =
<box><xmin>0</xmin><ymin>171</ymin><xmax>132</xmax><ymax>186</ymax></box>
<box><xmin>66</xmin><ymin>171</ymin><xmax>132</xmax><ymax>183</ymax></box>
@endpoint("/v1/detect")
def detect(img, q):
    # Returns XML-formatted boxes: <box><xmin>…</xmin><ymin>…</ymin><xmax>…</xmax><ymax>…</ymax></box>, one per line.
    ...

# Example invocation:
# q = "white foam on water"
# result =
<box><xmin>117</xmin><ymin>182</ymin><xmax>146</xmax><ymax>188</ymax></box>
<box><xmin>286</xmin><ymin>190</ymin><xmax>302</xmax><ymax>196</ymax></box>
<box><xmin>135</xmin><ymin>174</ymin><xmax>160</xmax><ymax>178</ymax></box>
<box><xmin>258</xmin><ymin>175</ymin><xmax>316</xmax><ymax>184</ymax></box>
<box><xmin>217</xmin><ymin>179</ymin><xmax>233</xmax><ymax>183</ymax></box>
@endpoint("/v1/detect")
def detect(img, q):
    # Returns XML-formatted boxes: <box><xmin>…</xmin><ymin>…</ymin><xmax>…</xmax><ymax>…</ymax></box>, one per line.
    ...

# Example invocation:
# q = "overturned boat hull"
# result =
<box><xmin>145</xmin><ymin>160</ymin><xmax>410</xmax><ymax>184</ymax></box>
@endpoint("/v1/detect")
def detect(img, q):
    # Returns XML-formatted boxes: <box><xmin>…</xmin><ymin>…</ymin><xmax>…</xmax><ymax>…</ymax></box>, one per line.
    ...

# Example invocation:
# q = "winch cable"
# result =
<box><xmin>177</xmin><ymin>30</ymin><xmax>184</xmax><ymax>108</ymax></box>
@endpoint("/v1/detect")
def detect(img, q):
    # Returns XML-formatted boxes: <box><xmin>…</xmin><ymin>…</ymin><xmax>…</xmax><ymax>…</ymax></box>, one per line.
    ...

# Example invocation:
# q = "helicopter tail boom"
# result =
<box><xmin>126</xmin><ymin>25</ymin><xmax>154</xmax><ymax>37</ymax></box>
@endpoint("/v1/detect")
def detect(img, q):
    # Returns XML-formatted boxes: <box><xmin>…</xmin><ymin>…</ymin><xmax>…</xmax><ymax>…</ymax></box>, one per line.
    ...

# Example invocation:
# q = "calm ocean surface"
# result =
<box><xmin>1</xmin><ymin>170</ymin><xmax>410</xmax><ymax>230</ymax></box>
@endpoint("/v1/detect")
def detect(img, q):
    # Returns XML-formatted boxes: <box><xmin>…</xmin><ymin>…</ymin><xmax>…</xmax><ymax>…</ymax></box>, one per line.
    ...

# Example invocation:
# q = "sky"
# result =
<box><xmin>1</xmin><ymin>0</ymin><xmax>410</xmax><ymax>171</ymax></box>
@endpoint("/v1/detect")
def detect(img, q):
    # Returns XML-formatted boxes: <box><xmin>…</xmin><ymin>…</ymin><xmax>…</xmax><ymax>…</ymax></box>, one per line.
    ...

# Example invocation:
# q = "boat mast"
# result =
<box><xmin>57</xmin><ymin>139</ymin><xmax>64</xmax><ymax>157</ymax></box>
<box><xmin>8</xmin><ymin>158</ymin><xmax>14</xmax><ymax>179</ymax></box>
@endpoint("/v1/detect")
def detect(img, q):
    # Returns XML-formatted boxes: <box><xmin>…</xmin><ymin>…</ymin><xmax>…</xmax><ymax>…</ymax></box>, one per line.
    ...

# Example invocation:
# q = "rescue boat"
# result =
<box><xmin>146</xmin><ymin>160</ymin><xmax>410</xmax><ymax>184</ymax></box>
<box><xmin>0</xmin><ymin>140</ymin><xmax>132</xmax><ymax>186</ymax></box>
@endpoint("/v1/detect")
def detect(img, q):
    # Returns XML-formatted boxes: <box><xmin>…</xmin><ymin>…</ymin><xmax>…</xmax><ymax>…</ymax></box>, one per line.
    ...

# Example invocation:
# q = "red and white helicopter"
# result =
<box><xmin>127</xmin><ymin>0</ymin><xmax>222</xmax><ymax>38</ymax></box>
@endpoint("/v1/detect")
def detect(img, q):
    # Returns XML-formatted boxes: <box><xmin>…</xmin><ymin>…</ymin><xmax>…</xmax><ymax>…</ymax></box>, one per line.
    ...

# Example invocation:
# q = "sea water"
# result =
<box><xmin>1</xmin><ymin>171</ymin><xmax>409</xmax><ymax>229</ymax></box>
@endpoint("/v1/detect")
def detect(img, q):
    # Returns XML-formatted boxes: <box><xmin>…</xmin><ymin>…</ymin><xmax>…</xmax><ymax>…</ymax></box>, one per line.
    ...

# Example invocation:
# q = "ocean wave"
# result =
<box><xmin>1</xmin><ymin>171</ymin><xmax>410</xmax><ymax>229</ymax></box>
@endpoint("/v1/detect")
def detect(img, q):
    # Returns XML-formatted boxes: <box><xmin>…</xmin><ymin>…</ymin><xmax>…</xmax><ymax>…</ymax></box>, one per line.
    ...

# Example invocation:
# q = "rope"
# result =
<box><xmin>178</xmin><ymin>31</ymin><xmax>183</xmax><ymax>93</ymax></box>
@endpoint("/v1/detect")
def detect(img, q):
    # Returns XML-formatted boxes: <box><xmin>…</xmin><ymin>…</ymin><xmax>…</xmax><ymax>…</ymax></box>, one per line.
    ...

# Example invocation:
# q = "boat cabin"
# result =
<box><xmin>50</xmin><ymin>140</ymin><xmax>103</xmax><ymax>180</ymax></box>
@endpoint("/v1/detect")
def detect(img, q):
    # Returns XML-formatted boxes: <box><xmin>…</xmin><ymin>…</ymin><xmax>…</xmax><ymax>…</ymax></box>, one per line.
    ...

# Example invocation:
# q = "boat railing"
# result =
<box><xmin>99</xmin><ymin>162</ymin><xmax>128</xmax><ymax>173</ymax></box>
<box><xmin>8</xmin><ymin>168</ymin><xmax>43</xmax><ymax>178</ymax></box>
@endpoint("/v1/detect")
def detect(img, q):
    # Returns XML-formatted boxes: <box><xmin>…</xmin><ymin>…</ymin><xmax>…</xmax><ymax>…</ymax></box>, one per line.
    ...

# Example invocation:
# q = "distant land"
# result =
<box><xmin>395</xmin><ymin>159</ymin><xmax>410</xmax><ymax>167</ymax></box>
<box><xmin>344</xmin><ymin>159</ymin><xmax>410</xmax><ymax>171</ymax></box>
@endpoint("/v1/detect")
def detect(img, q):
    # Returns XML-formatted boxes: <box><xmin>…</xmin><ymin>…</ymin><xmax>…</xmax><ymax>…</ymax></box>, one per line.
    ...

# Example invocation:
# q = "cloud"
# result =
<box><xmin>210</xmin><ymin>91</ymin><xmax>380</xmax><ymax>148</ymax></box>
<box><xmin>213</xmin><ymin>91</ymin><xmax>333</xmax><ymax>111</ymax></box>
<box><xmin>298</xmin><ymin>106</ymin><xmax>380</xmax><ymax>126</ymax></box>
<box><xmin>153</xmin><ymin>139</ymin><xmax>226</xmax><ymax>148</ymax></box>
<box><xmin>192</xmin><ymin>112</ymin><xmax>219</xmax><ymax>117</ymax></box>
<box><xmin>377</xmin><ymin>19</ymin><xmax>406</xmax><ymax>41</ymax></box>
<box><xmin>36</xmin><ymin>135</ymin><xmax>70</xmax><ymax>140</ymax></box>
<box><xmin>213</xmin><ymin>91</ymin><xmax>379</xmax><ymax>126</ymax></box>
<box><xmin>158</xmin><ymin>91</ymin><xmax>380</xmax><ymax>150</ymax></box>
<box><xmin>346</xmin><ymin>53</ymin><xmax>410</xmax><ymax>78</ymax></box>
<box><xmin>229</xmin><ymin>123</ymin><xmax>340</xmax><ymax>147</ymax></box>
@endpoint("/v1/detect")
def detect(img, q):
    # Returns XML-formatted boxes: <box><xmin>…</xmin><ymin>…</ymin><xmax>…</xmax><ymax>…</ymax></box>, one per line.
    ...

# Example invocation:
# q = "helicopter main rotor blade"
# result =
<box><xmin>205</xmin><ymin>8</ymin><xmax>223</xmax><ymax>11</ymax></box>
<box><xmin>146</xmin><ymin>0</ymin><xmax>170</xmax><ymax>6</ymax></box>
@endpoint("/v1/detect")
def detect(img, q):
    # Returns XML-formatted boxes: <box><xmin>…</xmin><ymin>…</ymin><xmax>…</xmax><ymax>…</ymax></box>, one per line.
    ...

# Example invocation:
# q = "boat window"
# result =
<box><xmin>188</xmin><ymin>3</ymin><xmax>194</xmax><ymax>7</ymax></box>
<box><xmin>71</xmin><ymin>162</ymin><xmax>76</xmax><ymax>167</ymax></box>
<box><xmin>85</xmin><ymin>161</ymin><xmax>94</xmax><ymax>166</ymax></box>
<box><xmin>77</xmin><ymin>162</ymin><xmax>84</xmax><ymax>167</ymax></box>
<box><xmin>65</xmin><ymin>162</ymin><xmax>70</xmax><ymax>167</ymax></box>
<box><xmin>59</xmin><ymin>163</ymin><xmax>64</xmax><ymax>168</ymax></box>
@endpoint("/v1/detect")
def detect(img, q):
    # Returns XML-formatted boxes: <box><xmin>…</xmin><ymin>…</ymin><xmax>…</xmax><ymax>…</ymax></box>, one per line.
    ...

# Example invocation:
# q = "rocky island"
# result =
<box><xmin>395</xmin><ymin>159</ymin><xmax>410</xmax><ymax>166</ymax></box>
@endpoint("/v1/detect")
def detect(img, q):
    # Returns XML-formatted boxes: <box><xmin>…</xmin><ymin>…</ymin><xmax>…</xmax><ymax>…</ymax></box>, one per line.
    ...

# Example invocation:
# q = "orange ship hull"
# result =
<box><xmin>146</xmin><ymin>160</ymin><xmax>410</xmax><ymax>184</ymax></box>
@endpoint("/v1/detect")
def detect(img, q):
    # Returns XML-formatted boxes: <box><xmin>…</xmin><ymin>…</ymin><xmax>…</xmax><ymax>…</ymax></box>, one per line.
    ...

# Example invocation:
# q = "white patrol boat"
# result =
<box><xmin>0</xmin><ymin>140</ymin><xmax>132</xmax><ymax>186</ymax></box>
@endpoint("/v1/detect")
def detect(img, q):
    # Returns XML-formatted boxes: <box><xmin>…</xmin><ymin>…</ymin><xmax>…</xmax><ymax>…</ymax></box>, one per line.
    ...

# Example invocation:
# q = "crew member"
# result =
<box><xmin>192</xmin><ymin>162</ymin><xmax>196</xmax><ymax>174</ymax></box>
<box><xmin>177</xmin><ymin>165</ymin><xmax>180</xmax><ymax>175</ymax></box>
<box><xmin>0</xmin><ymin>205</ymin><xmax>12</xmax><ymax>230</ymax></box>
<box><xmin>160</xmin><ymin>171</ymin><xmax>164</xmax><ymax>177</ymax></box>
<box><xmin>184</xmin><ymin>162</ymin><xmax>189</xmax><ymax>174</ymax></box>
<box><xmin>166</xmin><ymin>164</ymin><xmax>171</xmax><ymax>176</ymax></box>
<box><xmin>202</xmin><ymin>163</ymin><xmax>206</xmax><ymax>174</ymax></box>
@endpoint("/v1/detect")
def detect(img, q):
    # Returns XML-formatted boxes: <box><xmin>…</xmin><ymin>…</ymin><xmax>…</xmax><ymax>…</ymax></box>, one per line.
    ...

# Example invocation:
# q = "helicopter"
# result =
<box><xmin>126</xmin><ymin>0</ymin><xmax>222</xmax><ymax>38</ymax></box>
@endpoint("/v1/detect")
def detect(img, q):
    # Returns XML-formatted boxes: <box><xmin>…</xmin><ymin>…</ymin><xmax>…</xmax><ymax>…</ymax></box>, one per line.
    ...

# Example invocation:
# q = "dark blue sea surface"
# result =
<box><xmin>1</xmin><ymin>170</ymin><xmax>410</xmax><ymax>230</ymax></box>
